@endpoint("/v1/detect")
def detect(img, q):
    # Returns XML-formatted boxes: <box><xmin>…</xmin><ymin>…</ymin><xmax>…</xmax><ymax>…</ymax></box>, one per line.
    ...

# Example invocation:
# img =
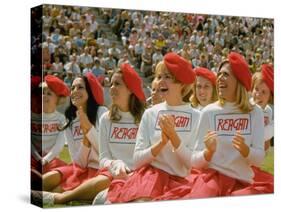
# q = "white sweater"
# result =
<box><xmin>191</xmin><ymin>101</ymin><xmax>265</xmax><ymax>183</ymax></box>
<box><xmin>99</xmin><ymin>110</ymin><xmax>139</xmax><ymax>170</ymax></box>
<box><xmin>134</xmin><ymin>102</ymin><xmax>200</xmax><ymax>177</ymax></box>
<box><xmin>66</xmin><ymin>106</ymin><xmax>108</xmax><ymax>169</ymax></box>
<box><xmin>263</xmin><ymin>105</ymin><xmax>274</xmax><ymax>141</ymax></box>
<box><xmin>31</xmin><ymin>111</ymin><xmax>67</xmax><ymax>163</ymax></box>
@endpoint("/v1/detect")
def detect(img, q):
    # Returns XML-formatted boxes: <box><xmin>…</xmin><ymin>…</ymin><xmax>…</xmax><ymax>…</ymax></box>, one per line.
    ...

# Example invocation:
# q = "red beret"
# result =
<box><xmin>120</xmin><ymin>63</ymin><xmax>146</xmax><ymax>102</ymax></box>
<box><xmin>261</xmin><ymin>64</ymin><xmax>274</xmax><ymax>95</ymax></box>
<box><xmin>85</xmin><ymin>72</ymin><xmax>104</xmax><ymax>105</ymax></box>
<box><xmin>164</xmin><ymin>52</ymin><xmax>195</xmax><ymax>84</ymax></box>
<box><xmin>227</xmin><ymin>52</ymin><xmax>252</xmax><ymax>91</ymax></box>
<box><xmin>195</xmin><ymin>67</ymin><xmax>217</xmax><ymax>86</ymax></box>
<box><xmin>44</xmin><ymin>75</ymin><xmax>70</xmax><ymax>97</ymax></box>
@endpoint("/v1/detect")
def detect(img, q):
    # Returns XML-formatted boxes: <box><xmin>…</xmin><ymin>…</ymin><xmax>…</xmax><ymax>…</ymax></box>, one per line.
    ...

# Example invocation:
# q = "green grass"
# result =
<box><xmin>59</xmin><ymin>145</ymin><xmax>72</xmax><ymax>164</ymax></box>
<box><xmin>260</xmin><ymin>146</ymin><xmax>274</xmax><ymax>175</ymax></box>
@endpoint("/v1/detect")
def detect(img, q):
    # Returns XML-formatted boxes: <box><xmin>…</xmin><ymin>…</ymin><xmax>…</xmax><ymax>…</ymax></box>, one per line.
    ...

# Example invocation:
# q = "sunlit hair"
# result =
<box><xmin>189</xmin><ymin>79</ymin><xmax>217</xmax><ymax>107</ymax></box>
<box><xmin>42</xmin><ymin>81</ymin><xmax>67</xmax><ymax>106</ymax></box>
<box><xmin>217</xmin><ymin>61</ymin><xmax>253</xmax><ymax>113</ymax></box>
<box><xmin>155</xmin><ymin>61</ymin><xmax>193</xmax><ymax>102</ymax></box>
<box><xmin>109</xmin><ymin>70</ymin><xmax>146</xmax><ymax>124</ymax></box>
<box><xmin>252</xmin><ymin>72</ymin><xmax>273</xmax><ymax>104</ymax></box>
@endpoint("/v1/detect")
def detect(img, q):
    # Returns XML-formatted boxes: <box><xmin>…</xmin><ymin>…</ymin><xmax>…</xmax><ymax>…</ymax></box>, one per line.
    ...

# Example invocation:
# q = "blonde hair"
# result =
<box><xmin>190</xmin><ymin>79</ymin><xmax>217</xmax><ymax>107</ymax></box>
<box><xmin>155</xmin><ymin>61</ymin><xmax>193</xmax><ymax>102</ymax></box>
<box><xmin>218</xmin><ymin>80</ymin><xmax>253</xmax><ymax>113</ymax></box>
<box><xmin>252</xmin><ymin>72</ymin><xmax>273</xmax><ymax>104</ymax></box>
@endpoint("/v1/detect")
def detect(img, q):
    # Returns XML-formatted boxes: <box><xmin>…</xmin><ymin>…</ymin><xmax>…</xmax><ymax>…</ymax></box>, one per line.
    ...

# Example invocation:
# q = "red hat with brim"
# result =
<box><xmin>164</xmin><ymin>52</ymin><xmax>195</xmax><ymax>84</ymax></box>
<box><xmin>85</xmin><ymin>72</ymin><xmax>104</xmax><ymax>105</ymax></box>
<box><xmin>44</xmin><ymin>75</ymin><xmax>70</xmax><ymax>97</ymax></box>
<box><xmin>261</xmin><ymin>64</ymin><xmax>274</xmax><ymax>95</ymax></box>
<box><xmin>228</xmin><ymin>52</ymin><xmax>252</xmax><ymax>91</ymax></box>
<box><xmin>120</xmin><ymin>63</ymin><xmax>146</xmax><ymax>102</ymax></box>
<box><xmin>195</xmin><ymin>67</ymin><xmax>217</xmax><ymax>86</ymax></box>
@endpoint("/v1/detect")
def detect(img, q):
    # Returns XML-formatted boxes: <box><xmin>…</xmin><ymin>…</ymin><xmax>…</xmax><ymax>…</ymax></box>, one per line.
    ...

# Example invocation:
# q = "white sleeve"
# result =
<box><xmin>246</xmin><ymin>107</ymin><xmax>265</xmax><ymax>166</ymax></box>
<box><xmin>173</xmin><ymin>142</ymin><xmax>192</xmax><ymax>168</ymax></box>
<box><xmin>264</xmin><ymin>122</ymin><xmax>274</xmax><ymax>141</ymax></box>
<box><xmin>264</xmin><ymin>107</ymin><xmax>274</xmax><ymax>141</ymax></box>
<box><xmin>98</xmin><ymin>113</ymin><xmax>114</xmax><ymax>168</ymax></box>
<box><xmin>86</xmin><ymin>106</ymin><xmax>109</xmax><ymax>152</ymax></box>
<box><xmin>65</xmin><ymin>128</ymin><xmax>77</xmax><ymax>162</ymax></box>
<box><xmin>86</xmin><ymin>126</ymin><xmax>98</xmax><ymax>149</ymax></box>
<box><xmin>191</xmin><ymin>110</ymin><xmax>209</xmax><ymax>168</ymax></box>
<box><xmin>133</xmin><ymin>111</ymin><xmax>155</xmax><ymax>169</ymax></box>
<box><xmin>43</xmin><ymin>130</ymin><xmax>66</xmax><ymax>163</ymax></box>
<box><xmin>74</xmin><ymin>144</ymin><xmax>91</xmax><ymax>168</ymax></box>
<box><xmin>174</xmin><ymin>113</ymin><xmax>200</xmax><ymax>168</ymax></box>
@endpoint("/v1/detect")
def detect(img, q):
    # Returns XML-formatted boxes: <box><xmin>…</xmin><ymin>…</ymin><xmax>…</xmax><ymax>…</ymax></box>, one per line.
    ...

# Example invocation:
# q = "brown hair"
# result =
<box><xmin>217</xmin><ymin>61</ymin><xmax>253</xmax><ymax>113</ymax></box>
<box><xmin>109</xmin><ymin>70</ymin><xmax>146</xmax><ymax>124</ymax></box>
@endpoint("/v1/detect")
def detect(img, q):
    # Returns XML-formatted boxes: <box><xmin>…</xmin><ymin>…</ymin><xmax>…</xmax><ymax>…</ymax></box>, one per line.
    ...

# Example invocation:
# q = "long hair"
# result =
<box><xmin>109</xmin><ymin>71</ymin><xmax>146</xmax><ymax>124</ymax></box>
<box><xmin>62</xmin><ymin>76</ymin><xmax>100</xmax><ymax>130</ymax></box>
<box><xmin>217</xmin><ymin>61</ymin><xmax>253</xmax><ymax>113</ymax></box>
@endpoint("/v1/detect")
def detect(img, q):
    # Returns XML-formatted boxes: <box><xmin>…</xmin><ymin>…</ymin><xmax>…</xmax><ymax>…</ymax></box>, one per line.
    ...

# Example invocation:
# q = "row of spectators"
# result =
<box><xmin>31</xmin><ymin>5</ymin><xmax>274</xmax><ymax>89</ymax></box>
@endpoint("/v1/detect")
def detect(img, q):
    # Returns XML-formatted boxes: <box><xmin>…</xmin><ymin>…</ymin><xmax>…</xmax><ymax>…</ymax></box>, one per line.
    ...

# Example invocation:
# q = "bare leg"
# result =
<box><xmin>54</xmin><ymin>175</ymin><xmax>110</xmax><ymax>204</ymax></box>
<box><xmin>43</xmin><ymin>171</ymin><xmax>61</xmax><ymax>191</ymax></box>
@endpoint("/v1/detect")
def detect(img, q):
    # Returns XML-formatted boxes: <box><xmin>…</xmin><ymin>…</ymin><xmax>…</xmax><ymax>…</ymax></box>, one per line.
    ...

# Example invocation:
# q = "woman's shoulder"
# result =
<box><xmin>98</xmin><ymin>106</ymin><xmax>109</xmax><ymax>116</ymax></box>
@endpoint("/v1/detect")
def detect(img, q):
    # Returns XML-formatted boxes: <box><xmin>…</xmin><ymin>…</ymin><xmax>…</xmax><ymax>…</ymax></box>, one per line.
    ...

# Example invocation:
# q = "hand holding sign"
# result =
<box><xmin>232</xmin><ymin>131</ymin><xmax>249</xmax><ymax>157</ymax></box>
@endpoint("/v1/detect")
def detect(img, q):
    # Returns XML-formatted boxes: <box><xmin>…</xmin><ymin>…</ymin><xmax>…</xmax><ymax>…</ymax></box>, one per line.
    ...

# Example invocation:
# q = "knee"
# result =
<box><xmin>43</xmin><ymin>171</ymin><xmax>61</xmax><ymax>191</ymax></box>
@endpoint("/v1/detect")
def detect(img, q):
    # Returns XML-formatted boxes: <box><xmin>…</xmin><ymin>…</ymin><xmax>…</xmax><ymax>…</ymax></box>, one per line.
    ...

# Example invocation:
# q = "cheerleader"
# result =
<box><xmin>31</xmin><ymin>75</ymin><xmax>69</xmax><ymax>177</ymax></box>
<box><xmin>251</xmin><ymin>64</ymin><xmax>274</xmax><ymax>183</ymax></box>
<box><xmin>31</xmin><ymin>75</ymin><xmax>70</xmax><ymax>189</ymax></box>
<box><xmin>251</xmin><ymin>64</ymin><xmax>274</xmax><ymax>150</ymax></box>
<box><xmin>190</xmin><ymin>67</ymin><xmax>217</xmax><ymax>110</ymax></box>
<box><xmin>185</xmin><ymin>52</ymin><xmax>273</xmax><ymax>198</ymax></box>
<box><xmin>107</xmin><ymin>52</ymin><xmax>200</xmax><ymax>203</ymax></box>
<box><xmin>93</xmin><ymin>63</ymin><xmax>146</xmax><ymax>204</ymax></box>
<box><xmin>41</xmin><ymin>73</ymin><xmax>110</xmax><ymax>205</ymax></box>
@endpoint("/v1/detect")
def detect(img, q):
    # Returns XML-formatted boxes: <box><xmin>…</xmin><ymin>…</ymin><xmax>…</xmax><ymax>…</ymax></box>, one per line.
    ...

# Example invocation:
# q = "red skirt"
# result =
<box><xmin>180</xmin><ymin>168</ymin><xmax>273</xmax><ymax>199</ymax></box>
<box><xmin>31</xmin><ymin>156</ymin><xmax>67</xmax><ymax>174</ymax></box>
<box><xmin>107</xmin><ymin>165</ymin><xmax>194</xmax><ymax>203</ymax></box>
<box><xmin>55</xmin><ymin>163</ymin><xmax>112</xmax><ymax>191</ymax></box>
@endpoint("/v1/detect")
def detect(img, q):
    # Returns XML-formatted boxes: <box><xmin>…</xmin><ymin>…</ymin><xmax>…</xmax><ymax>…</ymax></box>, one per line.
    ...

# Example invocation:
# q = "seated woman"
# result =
<box><xmin>106</xmin><ymin>52</ymin><xmax>201</xmax><ymax>203</ymax></box>
<box><xmin>93</xmin><ymin>63</ymin><xmax>146</xmax><ymax>204</ymax></box>
<box><xmin>41</xmin><ymin>73</ymin><xmax>110</xmax><ymax>205</ymax></box>
<box><xmin>182</xmin><ymin>52</ymin><xmax>273</xmax><ymax>198</ymax></box>
<box><xmin>31</xmin><ymin>75</ymin><xmax>69</xmax><ymax>190</ymax></box>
